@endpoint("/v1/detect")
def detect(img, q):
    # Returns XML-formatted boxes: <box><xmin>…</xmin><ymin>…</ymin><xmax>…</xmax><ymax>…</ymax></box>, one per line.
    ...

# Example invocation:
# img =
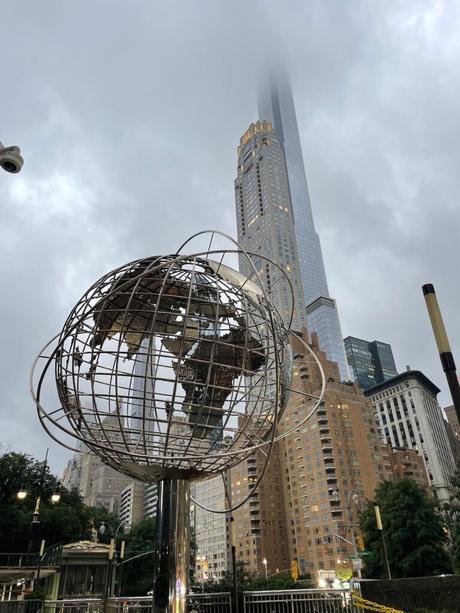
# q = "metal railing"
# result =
<box><xmin>0</xmin><ymin>603</ymin><xmax>43</xmax><ymax>613</ymax></box>
<box><xmin>0</xmin><ymin>554</ymin><xmax>40</xmax><ymax>568</ymax></box>
<box><xmin>31</xmin><ymin>594</ymin><xmax>232</xmax><ymax>613</ymax></box>
<box><xmin>0</xmin><ymin>545</ymin><xmax>62</xmax><ymax>570</ymax></box>
<box><xmin>187</xmin><ymin>593</ymin><xmax>232</xmax><ymax>613</ymax></box>
<box><xmin>243</xmin><ymin>589</ymin><xmax>356</xmax><ymax>613</ymax></box>
<box><xmin>0</xmin><ymin>590</ymin><xmax>355</xmax><ymax>613</ymax></box>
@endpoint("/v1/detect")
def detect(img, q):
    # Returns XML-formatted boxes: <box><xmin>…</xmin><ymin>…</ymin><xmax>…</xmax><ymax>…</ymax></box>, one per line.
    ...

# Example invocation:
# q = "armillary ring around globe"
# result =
<box><xmin>31</xmin><ymin>233</ymin><xmax>325</xmax><ymax>500</ymax></box>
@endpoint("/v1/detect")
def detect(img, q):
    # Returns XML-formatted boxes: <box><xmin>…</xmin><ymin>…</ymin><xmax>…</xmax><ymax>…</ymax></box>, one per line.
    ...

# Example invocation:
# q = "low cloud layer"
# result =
<box><xmin>1</xmin><ymin>0</ymin><xmax>459</xmax><ymax>473</ymax></box>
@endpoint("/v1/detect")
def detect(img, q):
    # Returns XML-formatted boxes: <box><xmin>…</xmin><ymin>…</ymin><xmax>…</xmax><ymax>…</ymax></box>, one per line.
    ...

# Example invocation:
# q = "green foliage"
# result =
<box><xmin>121</xmin><ymin>518</ymin><xmax>156</xmax><ymax>596</ymax></box>
<box><xmin>359</xmin><ymin>478</ymin><xmax>452</xmax><ymax>579</ymax></box>
<box><xmin>200</xmin><ymin>560</ymin><xmax>308</xmax><ymax>593</ymax></box>
<box><xmin>0</xmin><ymin>452</ymin><xmax>117</xmax><ymax>552</ymax></box>
<box><xmin>447</xmin><ymin>468</ymin><xmax>460</xmax><ymax>573</ymax></box>
<box><xmin>189</xmin><ymin>527</ymin><xmax>198</xmax><ymax>585</ymax></box>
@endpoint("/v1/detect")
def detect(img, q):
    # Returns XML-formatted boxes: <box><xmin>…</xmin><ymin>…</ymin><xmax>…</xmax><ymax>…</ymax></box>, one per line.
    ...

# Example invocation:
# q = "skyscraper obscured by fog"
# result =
<box><xmin>257</xmin><ymin>71</ymin><xmax>349</xmax><ymax>380</ymax></box>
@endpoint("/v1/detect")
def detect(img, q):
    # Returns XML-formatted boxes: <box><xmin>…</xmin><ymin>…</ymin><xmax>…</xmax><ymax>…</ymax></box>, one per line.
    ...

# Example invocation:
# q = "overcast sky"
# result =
<box><xmin>1</xmin><ymin>0</ymin><xmax>459</xmax><ymax>474</ymax></box>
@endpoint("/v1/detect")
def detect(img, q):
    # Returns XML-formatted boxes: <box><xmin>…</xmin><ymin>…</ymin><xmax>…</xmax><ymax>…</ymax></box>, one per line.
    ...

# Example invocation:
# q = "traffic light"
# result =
<box><xmin>290</xmin><ymin>558</ymin><xmax>299</xmax><ymax>581</ymax></box>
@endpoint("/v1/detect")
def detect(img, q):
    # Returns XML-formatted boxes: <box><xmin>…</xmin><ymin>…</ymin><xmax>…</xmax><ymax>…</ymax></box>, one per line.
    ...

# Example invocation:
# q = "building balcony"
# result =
<box><xmin>322</xmin><ymin>445</ymin><xmax>333</xmax><ymax>453</ymax></box>
<box><xmin>323</xmin><ymin>454</ymin><xmax>334</xmax><ymax>463</ymax></box>
<box><xmin>326</xmin><ymin>477</ymin><xmax>338</xmax><ymax>485</ymax></box>
<box><xmin>325</xmin><ymin>466</ymin><xmax>336</xmax><ymax>473</ymax></box>
<box><xmin>319</xmin><ymin>427</ymin><xmax>330</xmax><ymax>435</ymax></box>
<box><xmin>318</xmin><ymin>417</ymin><xmax>329</xmax><ymax>425</ymax></box>
<box><xmin>331</xmin><ymin>509</ymin><xmax>343</xmax><ymax>517</ymax></box>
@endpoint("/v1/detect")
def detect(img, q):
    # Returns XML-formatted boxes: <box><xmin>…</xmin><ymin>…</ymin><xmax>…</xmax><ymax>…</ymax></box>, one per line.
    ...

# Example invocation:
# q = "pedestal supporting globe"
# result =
<box><xmin>153</xmin><ymin>479</ymin><xmax>190</xmax><ymax>613</ymax></box>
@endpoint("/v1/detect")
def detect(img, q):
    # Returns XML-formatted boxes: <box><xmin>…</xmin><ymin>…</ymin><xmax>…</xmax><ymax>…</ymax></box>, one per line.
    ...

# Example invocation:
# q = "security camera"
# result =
<box><xmin>0</xmin><ymin>142</ymin><xmax>24</xmax><ymax>173</ymax></box>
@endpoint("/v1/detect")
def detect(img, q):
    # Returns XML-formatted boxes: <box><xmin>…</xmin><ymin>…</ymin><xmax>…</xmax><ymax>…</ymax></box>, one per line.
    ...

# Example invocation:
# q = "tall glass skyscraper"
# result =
<box><xmin>257</xmin><ymin>70</ymin><xmax>349</xmax><ymax>379</ymax></box>
<box><xmin>344</xmin><ymin>336</ymin><xmax>398</xmax><ymax>390</ymax></box>
<box><xmin>235</xmin><ymin>120</ymin><xmax>308</xmax><ymax>333</ymax></box>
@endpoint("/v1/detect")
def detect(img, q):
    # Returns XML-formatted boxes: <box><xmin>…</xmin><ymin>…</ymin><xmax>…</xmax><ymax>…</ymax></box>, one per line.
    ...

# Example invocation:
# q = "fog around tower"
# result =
<box><xmin>1</xmin><ymin>0</ymin><xmax>459</xmax><ymax>472</ymax></box>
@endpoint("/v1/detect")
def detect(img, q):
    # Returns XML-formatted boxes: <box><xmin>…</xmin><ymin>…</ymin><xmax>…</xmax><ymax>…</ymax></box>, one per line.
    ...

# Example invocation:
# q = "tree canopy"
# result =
<box><xmin>359</xmin><ymin>479</ymin><xmax>452</xmax><ymax>579</ymax></box>
<box><xmin>198</xmin><ymin>560</ymin><xmax>310</xmax><ymax>593</ymax></box>
<box><xmin>120</xmin><ymin>517</ymin><xmax>156</xmax><ymax>596</ymax></box>
<box><xmin>0</xmin><ymin>452</ymin><xmax>118</xmax><ymax>553</ymax></box>
<box><xmin>445</xmin><ymin>468</ymin><xmax>460</xmax><ymax>573</ymax></box>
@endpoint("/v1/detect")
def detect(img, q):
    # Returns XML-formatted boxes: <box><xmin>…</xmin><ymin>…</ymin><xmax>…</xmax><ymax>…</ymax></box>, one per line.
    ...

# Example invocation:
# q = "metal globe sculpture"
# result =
<box><xmin>32</xmin><ymin>253</ymin><xmax>291</xmax><ymax>477</ymax></box>
<box><xmin>31</xmin><ymin>233</ymin><xmax>325</xmax><ymax>613</ymax></box>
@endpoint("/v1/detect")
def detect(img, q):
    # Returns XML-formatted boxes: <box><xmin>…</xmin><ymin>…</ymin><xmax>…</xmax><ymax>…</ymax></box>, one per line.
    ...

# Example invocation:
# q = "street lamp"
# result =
<box><xmin>99</xmin><ymin>520</ymin><xmax>126</xmax><ymax>539</ymax></box>
<box><xmin>262</xmin><ymin>558</ymin><xmax>268</xmax><ymax>580</ymax></box>
<box><xmin>16</xmin><ymin>449</ymin><xmax>60</xmax><ymax>553</ymax></box>
<box><xmin>98</xmin><ymin>521</ymin><xmax>127</xmax><ymax>597</ymax></box>
<box><xmin>331</xmin><ymin>488</ymin><xmax>362</xmax><ymax>578</ymax></box>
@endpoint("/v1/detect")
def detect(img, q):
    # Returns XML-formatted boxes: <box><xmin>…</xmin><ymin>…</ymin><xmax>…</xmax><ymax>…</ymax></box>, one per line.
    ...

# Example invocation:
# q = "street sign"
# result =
<box><xmin>353</xmin><ymin>559</ymin><xmax>363</xmax><ymax>570</ymax></box>
<box><xmin>359</xmin><ymin>551</ymin><xmax>371</xmax><ymax>557</ymax></box>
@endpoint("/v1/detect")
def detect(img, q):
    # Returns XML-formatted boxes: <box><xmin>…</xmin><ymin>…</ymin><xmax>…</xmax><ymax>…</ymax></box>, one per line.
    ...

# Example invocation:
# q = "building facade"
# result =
<box><xmin>443</xmin><ymin>408</ymin><xmax>460</xmax><ymax>466</ymax></box>
<box><xmin>445</xmin><ymin>405</ymin><xmax>460</xmax><ymax>440</ymax></box>
<box><xmin>119</xmin><ymin>481</ymin><xmax>145</xmax><ymax>529</ymax></box>
<box><xmin>234</xmin><ymin>120</ymin><xmax>307</xmax><ymax>332</ymax></box>
<box><xmin>143</xmin><ymin>483</ymin><xmax>159</xmax><ymax>519</ymax></box>
<box><xmin>383</xmin><ymin>445</ymin><xmax>431</xmax><ymax>490</ymax></box>
<box><xmin>257</xmin><ymin>71</ymin><xmax>348</xmax><ymax>380</ymax></box>
<box><xmin>365</xmin><ymin>370</ymin><xmax>456</xmax><ymax>503</ymax></box>
<box><xmin>278</xmin><ymin>333</ymin><xmax>387</xmax><ymax>576</ymax></box>
<box><xmin>344</xmin><ymin>337</ymin><xmax>397</xmax><ymax>390</ymax></box>
<box><xmin>231</xmin><ymin>331</ymin><xmax>387</xmax><ymax>580</ymax></box>
<box><xmin>191</xmin><ymin>476</ymin><xmax>232</xmax><ymax>581</ymax></box>
<box><xmin>230</xmin><ymin>443</ymin><xmax>290</xmax><ymax>577</ymax></box>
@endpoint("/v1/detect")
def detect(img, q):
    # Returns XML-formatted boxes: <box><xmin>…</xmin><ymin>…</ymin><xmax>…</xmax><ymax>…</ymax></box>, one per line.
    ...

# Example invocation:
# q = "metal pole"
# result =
<box><xmin>224</xmin><ymin>473</ymin><xmax>239</xmax><ymax>613</ymax></box>
<box><xmin>117</xmin><ymin>540</ymin><xmax>125</xmax><ymax>597</ymax></box>
<box><xmin>36</xmin><ymin>539</ymin><xmax>46</xmax><ymax>582</ymax></box>
<box><xmin>231</xmin><ymin>544</ymin><xmax>238</xmax><ymax>613</ymax></box>
<box><xmin>350</xmin><ymin>530</ymin><xmax>362</xmax><ymax>579</ymax></box>
<box><xmin>422</xmin><ymin>283</ymin><xmax>460</xmax><ymax>422</ymax></box>
<box><xmin>374</xmin><ymin>506</ymin><xmax>391</xmax><ymax>580</ymax></box>
<box><xmin>153</xmin><ymin>479</ymin><xmax>190</xmax><ymax>613</ymax></box>
<box><xmin>347</xmin><ymin>491</ymin><xmax>362</xmax><ymax>579</ymax></box>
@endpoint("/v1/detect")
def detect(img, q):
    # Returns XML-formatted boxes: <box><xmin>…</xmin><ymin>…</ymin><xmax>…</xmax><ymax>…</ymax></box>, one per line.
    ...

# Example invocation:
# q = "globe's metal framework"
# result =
<box><xmin>31</xmin><ymin>232</ymin><xmax>325</xmax><ymax>613</ymax></box>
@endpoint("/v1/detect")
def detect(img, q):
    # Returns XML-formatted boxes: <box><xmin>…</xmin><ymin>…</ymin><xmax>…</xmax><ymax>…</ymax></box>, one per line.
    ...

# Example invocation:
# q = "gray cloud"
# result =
<box><xmin>1</xmin><ymin>0</ymin><xmax>459</xmax><ymax>473</ymax></box>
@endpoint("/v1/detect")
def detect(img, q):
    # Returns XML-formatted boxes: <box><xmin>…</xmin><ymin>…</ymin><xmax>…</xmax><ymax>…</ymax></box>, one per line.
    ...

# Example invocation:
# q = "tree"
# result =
<box><xmin>0</xmin><ymin>452</ymin><xmax>118</xmax><ymax>552</ymax></box>
<box><xmin>201</xmin><ymin>560</ymin><xmax>307</xmax><ymax>593</ymax></box>
<box><xmin>446</xmin><ymin>468</ymin><xmax>460</xmax><ymax>572</ymax></box>
<box><xmin>121</xmin><ymin>518</ymin><xmax>156</xmax><ymax>596</ymax></box>
<box><xmin>360</xmin><ymin>479</ymin><xmax>452</xmax><ymax>578</ymax></box>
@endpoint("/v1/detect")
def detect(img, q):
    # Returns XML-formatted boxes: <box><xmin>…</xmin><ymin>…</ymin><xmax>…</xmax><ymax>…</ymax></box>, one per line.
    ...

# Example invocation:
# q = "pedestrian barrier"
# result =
<box><xmin>351</xmin><ymin>592</ymin><xmax>405</xmax><ymax>613</ymax></box>
<box><xmin>0</xmin><ymin>590</ymin><xmax>406</xmax><ymax>613</ymax></box>
<box><xmin>243</xmin><ymin>588</ymin><xmax>356</xmax><ymax>612</ymax></box>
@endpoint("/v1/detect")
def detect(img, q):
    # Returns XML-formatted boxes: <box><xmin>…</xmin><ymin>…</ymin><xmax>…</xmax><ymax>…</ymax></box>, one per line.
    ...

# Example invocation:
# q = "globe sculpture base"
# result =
<box><xmin>153</xmin><ymin>479</ymin><xmax>190</xmax><ymax>613</ymax></box>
